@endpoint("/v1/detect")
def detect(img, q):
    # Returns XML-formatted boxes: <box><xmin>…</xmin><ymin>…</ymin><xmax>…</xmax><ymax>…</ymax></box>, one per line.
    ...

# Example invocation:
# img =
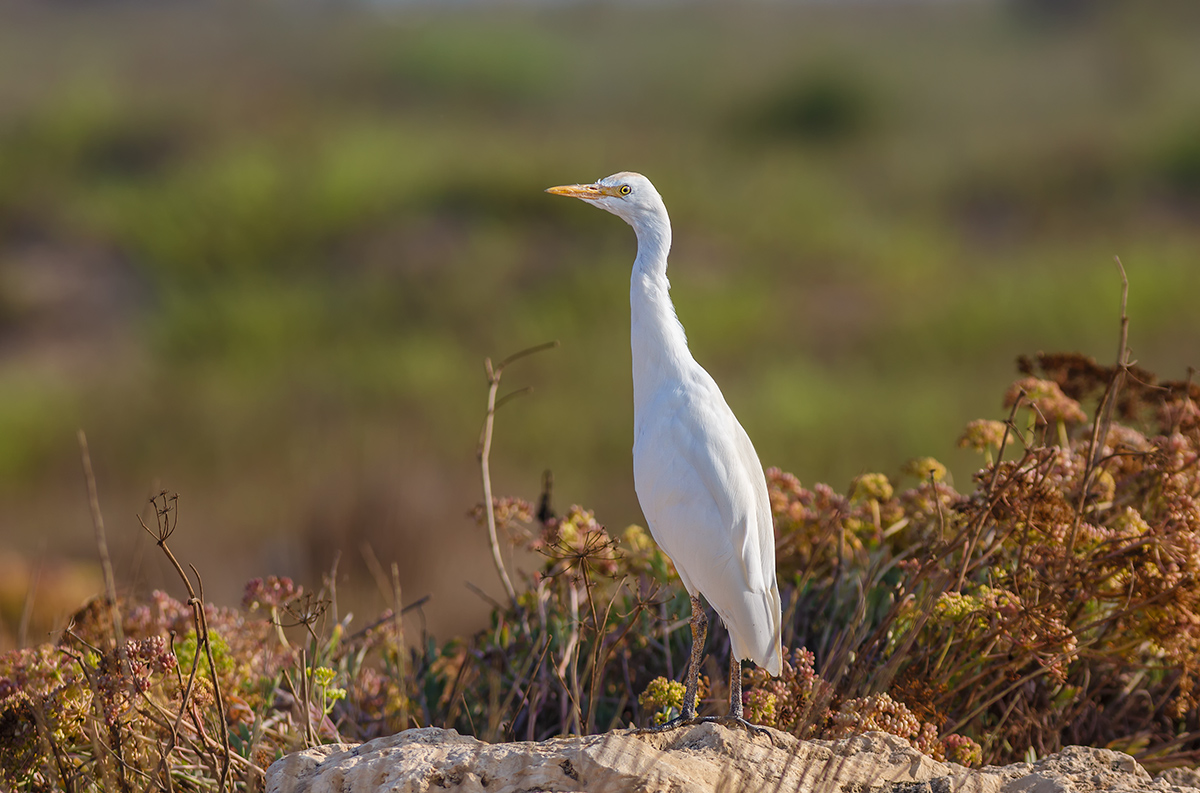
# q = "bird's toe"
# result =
<box><xmin>695</xmin><ymin>715</ymin><xmax>780</xmax><ymax>746</ymax></box>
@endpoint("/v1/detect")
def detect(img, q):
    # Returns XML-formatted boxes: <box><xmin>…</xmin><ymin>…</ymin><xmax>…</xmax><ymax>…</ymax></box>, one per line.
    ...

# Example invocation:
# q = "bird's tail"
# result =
<box><xmin>725</xmin><ymin>584</ymin><xmax>783</xmax><ymax>677</ymax></box>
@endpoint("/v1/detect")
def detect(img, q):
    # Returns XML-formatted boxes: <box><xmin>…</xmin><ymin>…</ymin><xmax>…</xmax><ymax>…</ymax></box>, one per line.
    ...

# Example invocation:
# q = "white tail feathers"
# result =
<box><xmin>720</xmin><ymin>584</ymin><xmax>783</xmax><ymax>677</ymax></box>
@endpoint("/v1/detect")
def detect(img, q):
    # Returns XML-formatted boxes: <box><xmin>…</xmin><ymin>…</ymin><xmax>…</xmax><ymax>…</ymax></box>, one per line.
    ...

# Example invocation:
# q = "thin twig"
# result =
<box><xmin>139</xmin><ymin>495</ymin><xmax>230</xmax><ymax>791</ymax></box>
<box><xmin>79</xmin><ymin>431</ymin><xmax>130</xmax><ymax>672</ymax></box>
<box><xmin>343</xmin><ymin>596</ymin><xmax>430</xmax><ymax>645</ymax></box>
<box><xmin>955</xmin><ymin>395</ymin><xmax>1025</xmax><ymax>590</ymax></box>
<box><xmin>79</xmin><ymin>431</ymin><xmax>138</xmax><ymax>790</ymax></box>
<box><xmin>1169</xmin><ymin>367</ymin><xmax>1196</xmax><ymax>437</ymax></box>
<box><xmin>18</xmin><ymin>546</ymin><xmax>44</xmax><ymax>650</ymax></box>
<box><xmin>326</xmin><ymin>550</ymin><xmax>341</xmax><ymax>628</ymax></box>
<box><xmin>508</xmin><ymin>635</ymin><xmax>553</xmax><ymax>740</ymax></box>
<box><xmin>390</xmin><ymin>562</ymin><xmax>409</xmax><ymax>728</ymax></box>
<box><xmin>191</xmin><ymin>567</ymin><xmax>232</xmax><ymax>779</ymax></box>
<box><xmin>1068</xmin><ymin>258</ymin><xmax>1130</xmax><ymax>555</ymax></box>
<box><xmin>477</xmin><ymin>340</ymin><xmax>559</xmax><ymax>609</ymax></box>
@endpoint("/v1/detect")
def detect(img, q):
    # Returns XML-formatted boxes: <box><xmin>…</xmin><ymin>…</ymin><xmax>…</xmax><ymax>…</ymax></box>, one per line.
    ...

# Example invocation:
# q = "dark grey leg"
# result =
<box><xmin>693</xmin><ymin>644</ymin><xmax>777</xmax><ymax>745</ymax></box>
<box><xmin>681</xmin><ymin>595</ymin><xmax>706</xmax><ymax>720</ymax></box>
<box><xmin>727</xmin><ymin>653</ymin><xmax>743</xmax><ymax>720</ymax></box>
<box><xmin>635</xmin><ymin>598</ymin><xmax>775</xmax><ymax>747</ymax></box>
<box><xmin>639</xmin><ymin>595</ymin><xmax>706</xmax><ymax>732</ymax></box>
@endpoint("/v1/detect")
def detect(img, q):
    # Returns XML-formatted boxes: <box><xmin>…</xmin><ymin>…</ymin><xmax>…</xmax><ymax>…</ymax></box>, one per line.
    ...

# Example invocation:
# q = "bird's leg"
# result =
<box><xmin>681</xmin><ymin>595</ymin><xmax>707</xmax><ymax>720</ymax></box>
<box><xmin>639</xmin><ymin>595</ymin><xmax>706</xmax><ymax>732</ymax></box>
<box><xmin>695</xmin><ymin>650</ymin><xmax>778</xmax><ymax>744</ymax></box>
<box><xmin>727</xmin><ymin>652</ymin><xmax>743</xmax><ymax>720</ymax></box>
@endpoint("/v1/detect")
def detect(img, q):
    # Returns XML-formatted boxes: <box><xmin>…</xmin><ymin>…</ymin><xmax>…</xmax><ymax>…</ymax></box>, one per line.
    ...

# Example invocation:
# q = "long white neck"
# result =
<box><xmin>628</xmin><ymin>204</ymin><xmax>692</xmax><ymax>428</ymax></box>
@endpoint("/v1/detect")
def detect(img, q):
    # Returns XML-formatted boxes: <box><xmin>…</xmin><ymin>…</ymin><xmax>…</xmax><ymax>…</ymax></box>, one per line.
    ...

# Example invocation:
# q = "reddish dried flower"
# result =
<box><xmin>125</xmin><ymin>636</ymin><xmax>177</xmax><ymax>676</ymax></box>
<box><xmin>244</xmin><ymin>576</ymin><xmax>302</xmax><ymax>610</ymax></box>
<box><xmin>1159</xmin><ymin>395</ymin><xmax>1200</xmax><ymax>430</ymax></box>
<box><xmin>743</xmin><ymin>647</ymin><xmax>828</xmax><ymax>735</ymax></box>
<box><xmin>1004</xmin><ymin>377</ymin><xmax>1087</xmax><ymax>425</ymax></box>
<box><xmin>942</xmin><ymin>733</ymin><xmax>983</xmax><ymax>766</ymax></box>
<box><xmin>1105</xmin><ymin>424</ymin><xmax>1151</xmax><ymax>454</ymax></box>
<box><xmin>535</xmin><ymin>505</ymin><xmax>621</xmax><ymax>580</ymax></box>
<box><xmin>829</xmin><ymin>692</ymin><xmax>925</xmax><ymax>744</ymax></box>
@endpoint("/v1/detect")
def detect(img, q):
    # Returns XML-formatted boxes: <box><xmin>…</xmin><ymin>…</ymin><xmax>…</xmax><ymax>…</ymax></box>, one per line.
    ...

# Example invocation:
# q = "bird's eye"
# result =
<box><xmin>619</xmin><ymin>185</ymin><xmax>631</xmax><ymax>196</ymax></box>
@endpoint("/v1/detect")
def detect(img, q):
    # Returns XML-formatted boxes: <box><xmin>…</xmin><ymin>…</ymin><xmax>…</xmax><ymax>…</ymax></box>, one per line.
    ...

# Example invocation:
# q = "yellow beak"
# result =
<box><xmin>545</xmin><ymin>183</ymin><xmax>605</xmax><ymax>200</ymax></box>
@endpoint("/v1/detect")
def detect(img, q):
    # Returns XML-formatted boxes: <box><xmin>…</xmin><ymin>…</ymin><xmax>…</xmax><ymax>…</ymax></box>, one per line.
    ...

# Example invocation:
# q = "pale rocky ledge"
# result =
<box><xmin>267</xmin><ymin>722</ymin><xmax>1200</xmax><ymax>793</ymax></box>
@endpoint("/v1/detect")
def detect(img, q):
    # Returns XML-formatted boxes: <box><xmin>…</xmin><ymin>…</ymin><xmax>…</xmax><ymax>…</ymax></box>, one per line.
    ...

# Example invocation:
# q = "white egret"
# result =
<box><xmin>547</xmin><ymin>172</ymin><xmax>783</xmax><ymax>729</ymax></box>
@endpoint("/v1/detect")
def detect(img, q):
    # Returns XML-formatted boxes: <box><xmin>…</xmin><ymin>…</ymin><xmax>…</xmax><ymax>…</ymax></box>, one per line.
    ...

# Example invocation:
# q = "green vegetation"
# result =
<box><xmin>0</xmin><ymin>6</ymin><xmax>1198</xmax><ymax>632</ymax></box>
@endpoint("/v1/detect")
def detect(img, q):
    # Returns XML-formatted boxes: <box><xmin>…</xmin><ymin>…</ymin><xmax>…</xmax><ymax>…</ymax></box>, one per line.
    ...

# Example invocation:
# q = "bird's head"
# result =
<box><xmin>545</xmin><ymin>172</ymin><xmax>665</xmax><ymax>228</ymax></box>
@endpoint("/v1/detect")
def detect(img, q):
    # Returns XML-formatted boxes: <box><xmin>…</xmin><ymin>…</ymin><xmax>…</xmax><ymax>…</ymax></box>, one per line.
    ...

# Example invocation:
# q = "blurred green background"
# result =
<box><xmin>0</xmin><ymin>0</ymin><xmax>1197</xmax><ymax>648</ymax></box>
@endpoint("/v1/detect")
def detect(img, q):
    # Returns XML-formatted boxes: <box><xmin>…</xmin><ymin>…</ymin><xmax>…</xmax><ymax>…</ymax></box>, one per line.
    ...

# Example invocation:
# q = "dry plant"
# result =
<box><xmin>476</xmin><ymin>340</ymin><xmax>559</xmax><ymax>610</ymax></box>
<box><xmin>746</xmin><ymin>264</ymin><xmax>1200</xmax><ymax>768</ymax></box>
<box><xmin>2</xmin><ymin>272</ymin><xmax>1198</xmax><ymax>789</ymax></box>
<box><xmin>0</xmin><ymin>488</ymin><xmax>420</xmax><ymax>791</ymax></box>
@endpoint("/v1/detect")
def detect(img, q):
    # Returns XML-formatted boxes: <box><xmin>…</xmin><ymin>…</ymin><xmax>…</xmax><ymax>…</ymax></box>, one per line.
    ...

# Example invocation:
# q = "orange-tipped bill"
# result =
<box><xmin>546</xmin><ymin>183</ymin><xmax>619</xmax><ymax>200</ymax></box>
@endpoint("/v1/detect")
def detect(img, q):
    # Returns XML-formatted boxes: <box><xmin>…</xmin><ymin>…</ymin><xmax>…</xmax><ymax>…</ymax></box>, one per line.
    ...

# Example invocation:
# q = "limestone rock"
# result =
<box><xmin>266</xmin><ymin>723</ymin><xmax>1198</xmax><ymax>793</ymax></box>
<box><xmin>1154</xmin><ymin>767</ymin><xmax>1200</xmax><ymax>792</ymax></box>
<box><xmin>982</xmin><ymin>746</ymin><xmax>1159</xmax><ymax>793</ymax></box>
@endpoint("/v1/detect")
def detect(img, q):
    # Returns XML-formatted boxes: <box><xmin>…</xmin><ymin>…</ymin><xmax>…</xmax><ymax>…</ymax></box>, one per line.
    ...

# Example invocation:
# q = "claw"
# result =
<box><xmin>699</xmin><ymin>715</ymin><xmax>781</xmax><ymax>746</ymax></box>
<box><xmin>635</xmin><ymin>715</ymin><xmax>694</xmax><ymax>734</ymax></box>
<box><xmin>633</xmin><ymin>715</ymin><xmax>780</xmax><ymax>747</ymax></box>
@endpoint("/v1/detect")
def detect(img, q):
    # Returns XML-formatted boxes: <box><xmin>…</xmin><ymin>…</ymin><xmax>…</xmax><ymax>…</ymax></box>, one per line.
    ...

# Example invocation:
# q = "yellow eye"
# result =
<box><xmin>619</xmin><ymin>185</ymin><xmax>631</xmax><ymax>195</ymax></box>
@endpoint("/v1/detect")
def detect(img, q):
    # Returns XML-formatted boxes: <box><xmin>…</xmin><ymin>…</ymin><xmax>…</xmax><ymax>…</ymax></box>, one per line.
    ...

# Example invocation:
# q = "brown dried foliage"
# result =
<box><xmin>1</xmin><ymin>328</ymin><xmax>1196</xmax><ymax>788</ymax></box>
<box><xmin>758</xmin><ymin>350</ymin><xmax>1200</xmax><ymax>768</ymax></box>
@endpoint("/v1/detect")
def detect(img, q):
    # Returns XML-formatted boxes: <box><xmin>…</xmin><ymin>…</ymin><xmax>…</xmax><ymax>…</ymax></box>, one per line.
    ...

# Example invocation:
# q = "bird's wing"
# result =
<box><xmin>677</xmin><ymin>375</ymin><xmax>772</xmax><ymax>591</ymax></box>
<box><xmin>727</xmin><ymin>412</ymin><xmax>784</xmax><ymax>675</ymax></box>
<box><xmin>729</xmin><ymin>414</ymin><xmax>777</xmax><ymax>588</ymax></box>
<box><xmin>633</xmin><ymin>371</ymin><xmax>782</xmax><ymax>672</ymax></box>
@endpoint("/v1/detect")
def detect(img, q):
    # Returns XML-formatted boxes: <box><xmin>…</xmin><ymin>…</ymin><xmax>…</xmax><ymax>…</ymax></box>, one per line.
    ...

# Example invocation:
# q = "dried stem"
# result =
<box><xmin>955</xmin><ymin>394</ymin><xmax>1024</xmax><ymax>590</ymax></box>
<box><xmin>78</xmin><ymin>431</ymin><xmax>129</xmax><ymax>672</ymax></box>
<box><xmin>139</xmin><ymin>494</ymin><xmax>231</xmax><ymax>791</ymax></box>
<box><xmin>477</xmin><ymin>340</ymin><xmax>559</xmax><ymax>609</ymax></box>
<box><xmin>1068</xmin><ymin>258</ymin><xmax>1130</xmax><ymax>555</ymax></box>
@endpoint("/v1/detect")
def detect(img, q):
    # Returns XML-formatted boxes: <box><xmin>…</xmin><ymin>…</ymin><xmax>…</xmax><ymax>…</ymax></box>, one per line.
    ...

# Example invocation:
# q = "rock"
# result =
<box><xmin>1155</xmin><ymin>767</ymin><xmax>1200</xmax><ymax>792</ymax></box>
<box><xmin>982</xmin><ymin>746</ymin><xmax>1156</xmax><ymax>793</ymax></box>
<box><xmin>266</xmin><ymin>723</ymin><xmax>1199</xmax><ymax>793</ymax></box>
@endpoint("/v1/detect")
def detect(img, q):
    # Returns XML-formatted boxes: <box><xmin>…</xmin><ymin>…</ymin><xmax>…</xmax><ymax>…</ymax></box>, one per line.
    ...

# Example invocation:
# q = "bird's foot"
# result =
<box><xmin>696</xmin><ymin>715</ymin><xmax>780</xmax><ymax>745</ymax></box>
<box><xmin>634</xmin><ymin>712</ymin><xmax>698</xmax><ymax>734</ymax></box>
<box><xmin>633</xmin><ymin>715</ymin><xmax>779</xmax><ymax>747</ymax></box>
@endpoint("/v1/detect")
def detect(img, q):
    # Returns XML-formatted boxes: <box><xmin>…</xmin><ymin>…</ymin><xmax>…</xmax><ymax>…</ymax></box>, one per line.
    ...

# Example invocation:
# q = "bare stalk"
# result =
<box><xmin>1169</xmin><ymin>365</ymin><xmax>1195</xmax><ymax>437</ymax></box>
<box><xmin>139</xmin><ymin>495</ymin><xmax>231</xmax><ymax>791</ymax></box>
<box><xmin>78</xmin><ymin>431</ymin><xmax>137</xmax><ymax>790</ymax></box>
<box><xmin>1068</xmin><ymin>258</ymin><xmax>1130</xmax><ymax>555</ymax></box>
<box><xmin>476</xmin><ymin>340</ymin><xmax>559</xmax><ymax>609</ymax></box>
<box><xmin>954</xmin><ymin>394</ymin><xmax>1024</xmax><ymax>591</ymax></box>
<box><xmin>18</xmin><ymin>550</ymin><xmax>43</xmax><ymax>649</ymax></box>
<box><xmin>390</xmin><ymin>562</ymin><xmax>410</xmax><ymax>728</ymax></box>
<box><xmin>78</xmin><ymin>431</ymin><xmax>129</xmax><ymax>671</ymax></box>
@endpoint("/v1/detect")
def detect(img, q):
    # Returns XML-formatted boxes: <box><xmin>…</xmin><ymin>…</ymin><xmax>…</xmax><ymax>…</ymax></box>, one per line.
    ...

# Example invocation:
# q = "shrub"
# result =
<box><xmin>760</xmin><ymin>352</ymin><xmax>1200</xmax><ymax>767</ymax></box>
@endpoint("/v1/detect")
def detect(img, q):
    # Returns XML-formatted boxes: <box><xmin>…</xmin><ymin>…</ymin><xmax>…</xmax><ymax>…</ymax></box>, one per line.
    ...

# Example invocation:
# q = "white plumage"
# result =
<box><xmin>547</xmin><ymin>172</ymin><xmax>782</xmax><ymax>723</ymax></box>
